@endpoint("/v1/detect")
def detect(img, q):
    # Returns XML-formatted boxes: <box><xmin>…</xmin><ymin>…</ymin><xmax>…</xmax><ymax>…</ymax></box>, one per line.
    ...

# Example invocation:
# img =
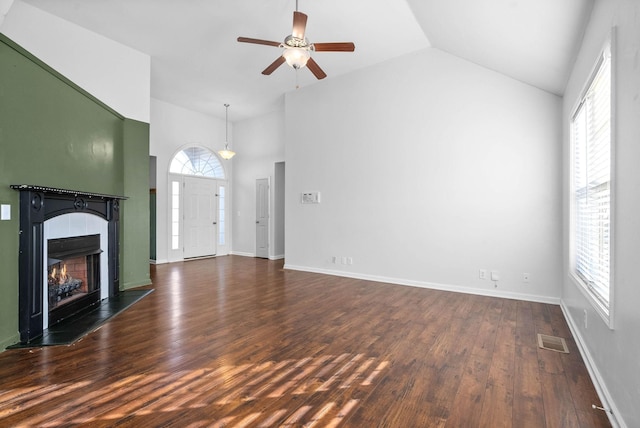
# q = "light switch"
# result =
<box><xmin>1</xmin><ymin>204</ymin><xmax>10</xmax><ymax>220</ymax></box>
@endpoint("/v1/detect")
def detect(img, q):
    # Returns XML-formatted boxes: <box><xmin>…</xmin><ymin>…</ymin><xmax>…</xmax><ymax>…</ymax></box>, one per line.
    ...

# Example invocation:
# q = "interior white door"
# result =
<box><xmin>256</xmin><ymin>178</ymin><xmax>269</xmax><ymax>258</ymax></box>
<box><xmin>183</xmin><ymin>176</ymin><xmax>217</xmax><ymax>258</ymax></box>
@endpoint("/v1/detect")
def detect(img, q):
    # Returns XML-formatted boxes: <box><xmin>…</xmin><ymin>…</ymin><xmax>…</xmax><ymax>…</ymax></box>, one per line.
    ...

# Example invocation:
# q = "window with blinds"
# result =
<box><xmin>571</xmin><ymin>42</ymin><xmax>612</xmax><ymax>318</ymax></box>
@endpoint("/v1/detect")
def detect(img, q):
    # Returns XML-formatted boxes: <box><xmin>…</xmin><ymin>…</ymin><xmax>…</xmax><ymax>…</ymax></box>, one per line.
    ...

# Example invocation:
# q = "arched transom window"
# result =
<box><xmin>170</xmin><ymin>146</ymin><xmax>225</xmax><ymax>179</ymax></box>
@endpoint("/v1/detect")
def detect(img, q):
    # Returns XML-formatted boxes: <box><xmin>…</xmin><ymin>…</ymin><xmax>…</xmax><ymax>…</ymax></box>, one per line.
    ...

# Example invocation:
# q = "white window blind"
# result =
<box><xmin>571</xmin><ymin>44</ymin><xmax>612</xmax><ymax>313</ymax></box>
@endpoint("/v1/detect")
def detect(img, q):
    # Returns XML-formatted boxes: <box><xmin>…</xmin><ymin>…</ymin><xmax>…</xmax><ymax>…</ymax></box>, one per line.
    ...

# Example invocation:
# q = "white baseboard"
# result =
<box><xmin>560</xmin><ymin>301</ymin><xmax>624</xmax><ymax>428</ymax></box>
<box><xmin>229</xmin><ymin>252</ymin><xmax>283</xmax><ymax>260</ymax></box>
<box><xmin>282</xmin><ymin>264</ymin><xmax>560</xmax><ymax>305</ymax></box>
<box><xmin>151</xmin><ymin>258</ymin><xmax>168</xmax><ymax>265</ymax></box>
<box><xmin>230</xmin><ymin>251</ymin><xmax>255</xmax><ymax>258</ymax></box>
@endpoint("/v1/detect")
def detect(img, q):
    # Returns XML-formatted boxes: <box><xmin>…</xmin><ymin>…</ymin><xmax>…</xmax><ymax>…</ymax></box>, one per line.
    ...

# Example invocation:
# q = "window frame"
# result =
<box><xmin>569</xmin><ymin>31</ymin><xmax>616</xmax><ymax>329</ymax></box>
<box><xmin>169</xmin><ymin>145</ymin><xmax>226</xmax><ymax>179</ymax></box>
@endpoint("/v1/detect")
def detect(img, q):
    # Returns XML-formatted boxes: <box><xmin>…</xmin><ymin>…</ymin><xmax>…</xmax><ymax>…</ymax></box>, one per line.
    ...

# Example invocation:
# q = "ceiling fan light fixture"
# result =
<box><xmin>283</xmin><ymin>47</ymin><xmax>310</xmax><ymax>69</ymax></box>
<box><xmin>237</xmin><ymin>5</ymin><xmax>354</xmax><ymax>79</ymax></box>
<box><xmin>218</xmin><ymin>103</ymin><xmax>236</xmax><ymax>160</ymax></box>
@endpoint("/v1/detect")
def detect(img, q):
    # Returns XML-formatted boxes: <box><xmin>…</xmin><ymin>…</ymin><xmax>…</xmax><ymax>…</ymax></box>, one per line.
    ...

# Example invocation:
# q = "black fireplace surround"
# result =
<box><xmin>11</xmin><ymin>185</ymin><xmax>126</xmax><ymax>343</ymax></box>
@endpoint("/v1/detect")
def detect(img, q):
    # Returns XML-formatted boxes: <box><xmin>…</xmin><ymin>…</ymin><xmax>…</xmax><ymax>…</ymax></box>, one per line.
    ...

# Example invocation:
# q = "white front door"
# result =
<box><xmin>183</xmin><ymin>176</ymin><xmax>217</xmax><ymax>258</ymax></box>
<box><xmin>256</xmin><ymin>178</ymin><xmax>269</xmax><ymax>258</ymax></box>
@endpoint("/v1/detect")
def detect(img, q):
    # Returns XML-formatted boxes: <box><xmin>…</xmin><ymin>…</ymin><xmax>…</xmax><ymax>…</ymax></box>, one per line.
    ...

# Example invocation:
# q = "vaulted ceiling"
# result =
<box><xmin>23</xmin><ymin>0</ymin><xmax>594</xmax><ymax>121</ymax></box>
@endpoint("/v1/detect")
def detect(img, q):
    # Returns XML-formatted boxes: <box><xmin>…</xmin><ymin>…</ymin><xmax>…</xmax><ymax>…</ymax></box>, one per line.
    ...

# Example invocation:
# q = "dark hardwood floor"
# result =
<box><xmin>0</xmin><ymin>256</ymin><xmax>610</xmax><ymax>427</ymax></box>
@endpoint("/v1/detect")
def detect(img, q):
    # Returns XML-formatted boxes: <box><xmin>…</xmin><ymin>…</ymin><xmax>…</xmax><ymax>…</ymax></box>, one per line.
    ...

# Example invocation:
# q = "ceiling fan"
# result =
<box><xmin>237</xmin><ymin>2</ymin><xmax>355</xmax><ymax>80</ymax></box>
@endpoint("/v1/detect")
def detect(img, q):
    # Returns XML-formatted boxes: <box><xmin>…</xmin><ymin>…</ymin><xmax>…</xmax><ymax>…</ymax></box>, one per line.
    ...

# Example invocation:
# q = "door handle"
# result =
<box><xmin>213</xmin><ymin>222</ymin><xmax>217</xmax><ymax>225</ymax></box>
<box><xmin>256</xmin><ymin>221</ymin><xmax>259</xmax><ymax>224</ymax></box>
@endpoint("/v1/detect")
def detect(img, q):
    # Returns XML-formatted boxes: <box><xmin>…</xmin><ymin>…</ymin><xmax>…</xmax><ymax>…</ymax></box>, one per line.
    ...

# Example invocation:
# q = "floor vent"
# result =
<box><xmin>537</xmin><ymin>334</ymin><xmax>569</xmax><ymax>353</ymax></box>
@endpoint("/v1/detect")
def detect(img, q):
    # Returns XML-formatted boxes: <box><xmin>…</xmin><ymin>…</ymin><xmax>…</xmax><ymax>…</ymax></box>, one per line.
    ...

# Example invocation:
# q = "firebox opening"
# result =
<box><xmin>47</xmin><ymin>234</ymin><xmax>102</xmax><ymax>325</ymax></box>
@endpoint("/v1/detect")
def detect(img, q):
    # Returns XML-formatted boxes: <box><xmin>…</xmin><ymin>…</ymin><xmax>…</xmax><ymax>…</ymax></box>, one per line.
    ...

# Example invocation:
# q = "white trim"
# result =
<box><xmin>167</xmin><ymin>173</ymin><xmax>229</xmax><ymax>263</ymax></box>
<box><xmin>169</xmin><ymin>143</ymin><xmax>228</xmax><ymax>179</ymax></box>
<box><xmin>231</xmin><ymin>251</ymin><xmax>255</xmax><ymax>258</ymax></box>
<box><xmin>221</xmin><ymin>251</ymin><xmax>282</xmax><ymax>260</ymax></box>
<box><xmin>568</xmin><ymin>30</ymin><xmax>615</xmax><ymax>329</ymax></box>
<box><xmin>255</xmin><ymin>177</ymin><xmax>270</xmax><ymax>259</ymax></box>
<box><xmin>229</xmin><ymin>251</ymin><xmax>283</xmax><ymax>260</ymax></box>
<box><xmin>608</xmin><ymin>26</ymin><xmax>617</xmax><ymax>330</ymax></box>
<box><xmin>43</xmin><ymin>213</ymin><xmax>110</xmax><ymax>329</ymax></box>
<box><xmin>282</xmin><ymin>264</ymin><xmax>560</xmax><ymax>305</ymax></box>
<box><xmin>560</xmin><ymin>301</ymin><xmax>624</xmax><ymax>428</ymax></box>
<box><xmin>569</xmin><ymin>273</ymin><xmax>612</xmax><ymax>329</ymax></box>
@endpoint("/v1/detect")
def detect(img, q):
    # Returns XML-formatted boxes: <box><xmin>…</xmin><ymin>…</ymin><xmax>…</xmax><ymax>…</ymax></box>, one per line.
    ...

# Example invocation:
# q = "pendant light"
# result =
<box><xmin>218</xmin><ymin>103</ymin><xmax>236</xmax><ymax>160</ymax></box>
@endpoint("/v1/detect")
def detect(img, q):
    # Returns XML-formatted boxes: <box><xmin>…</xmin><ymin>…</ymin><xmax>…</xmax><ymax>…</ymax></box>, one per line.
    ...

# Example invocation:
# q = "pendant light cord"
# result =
<box><xmin>224</xmin><ymin>103</ymin><xmax>229</xmax><ymax>147</ymax></box>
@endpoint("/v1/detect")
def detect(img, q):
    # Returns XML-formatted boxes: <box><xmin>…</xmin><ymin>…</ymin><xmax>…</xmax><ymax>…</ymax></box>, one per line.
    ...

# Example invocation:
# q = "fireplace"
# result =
<box><xmin>12</xmin><ymin>185</ymin><xmax>126</xmax><ymax>343</ymax></box>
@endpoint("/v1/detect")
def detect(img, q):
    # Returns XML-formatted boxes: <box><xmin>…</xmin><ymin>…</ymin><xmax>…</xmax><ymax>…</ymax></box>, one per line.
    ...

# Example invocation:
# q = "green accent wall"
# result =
<box><xmin>0</xmin><ymin>34</ymin><xmax>150</xmax><ymax>349</ymax></box>
<box><xmin>150</xmin><ymin>190</ymin><xmax>157</xmax><ymax>260</ymax></box>
<box><xmin>122</xmin><ymin>119</ymin><xmax>151</xmax><ymax>288</ymax></box>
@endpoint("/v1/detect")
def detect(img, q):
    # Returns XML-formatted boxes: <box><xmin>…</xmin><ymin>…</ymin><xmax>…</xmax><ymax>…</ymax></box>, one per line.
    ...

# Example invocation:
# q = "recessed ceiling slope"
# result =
<box><xmin>22</xmin><ymin>0</ymin><xmax>429</xmax><ymax>121</ymax></box>
<box><xmin>405</xmin><ymin>0</ymin><xmax>594</xmax><ymax>95</ymax></box>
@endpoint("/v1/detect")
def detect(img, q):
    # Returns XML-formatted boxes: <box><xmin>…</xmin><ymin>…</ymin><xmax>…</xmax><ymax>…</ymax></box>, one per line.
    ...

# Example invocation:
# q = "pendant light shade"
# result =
<box><xmin>218</xmin><ymin>103</ymin><xmax>236</xmax><ymax>160</ymax></box>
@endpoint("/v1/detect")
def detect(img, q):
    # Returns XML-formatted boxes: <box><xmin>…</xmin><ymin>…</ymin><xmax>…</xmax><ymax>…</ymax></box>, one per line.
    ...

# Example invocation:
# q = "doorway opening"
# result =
<box><xmin>255</xmin><ymin>162</ymin><xmax>285</xmax><ymax>260</ymax></box>
<box><xmin>168</xmin><ymin>146</ymin><xmax>229</xmax><ymax>260</ymax></box>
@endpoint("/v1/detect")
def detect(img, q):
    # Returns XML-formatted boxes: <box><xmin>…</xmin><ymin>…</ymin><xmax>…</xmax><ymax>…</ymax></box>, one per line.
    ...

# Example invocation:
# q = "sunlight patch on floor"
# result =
<box><xmin>0</xmin><ymin>353</ymin><xmax>388</xmax><ymax>427</ymax></box>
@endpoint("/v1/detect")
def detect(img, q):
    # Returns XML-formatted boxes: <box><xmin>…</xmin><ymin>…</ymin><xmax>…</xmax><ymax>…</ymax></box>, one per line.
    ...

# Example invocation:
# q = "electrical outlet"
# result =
<box><xmin>523</xmin><ymin>272</ymin><xmax>530</xmax><ymax>283</ymax></box>
<box><xmin>491</xmin><ymin>271</ymin><xmax>500</xmax><ymax>281</ymax></box>
<box><xmin>479</xmin><ymin>269</ymin><xmax>487</xmax><ymax>280</ymax></box>
<box><xmin>347</xmin><ymin>257</ymin><xmax>353</xmax><ymax>265</ymax></box>
<box><xmin>301</xmin><ymin>191</ymin><xmax>321</xmax><ymax>204</ymax></box>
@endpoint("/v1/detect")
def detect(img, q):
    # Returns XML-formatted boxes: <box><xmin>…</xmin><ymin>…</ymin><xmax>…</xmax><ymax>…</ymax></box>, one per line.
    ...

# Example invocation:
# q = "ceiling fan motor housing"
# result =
<box><xmin>284</xmin><ymin>35</ymin><xmax>310</xmax><ymax>49</ymax></box>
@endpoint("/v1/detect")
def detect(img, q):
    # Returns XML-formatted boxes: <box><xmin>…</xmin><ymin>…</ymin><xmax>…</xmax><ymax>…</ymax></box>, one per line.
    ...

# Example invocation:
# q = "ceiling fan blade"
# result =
<box><xmin>306</xmin><ymin>57</ymin><xmax>327</xmax><ymax>80</ymax></box>
<box><xmin>312</xmin><ymin>42</ymin><xmax>356</xmax><ymax>52</ymax></box>
<box><xmin>292</xmin><ymin>11</ymin><xmax>308</xmax><ymax>39</ymax></box>
<box><xmin>237</xmin><ymin>37</ymin><xmax>281</xmax><ymax>47</ymax></box>
<box><xmin>262</xmin><ymin>56</ymin><xmax>286</xmax><ymax>75</ymax></box>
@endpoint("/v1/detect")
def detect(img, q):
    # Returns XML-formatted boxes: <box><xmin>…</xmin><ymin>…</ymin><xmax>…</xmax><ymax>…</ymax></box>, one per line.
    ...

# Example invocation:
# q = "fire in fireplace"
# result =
<box><xmin>47</xmin><ymin>234</ymin><xmax>102</xmax><ymax>325</ymax></box>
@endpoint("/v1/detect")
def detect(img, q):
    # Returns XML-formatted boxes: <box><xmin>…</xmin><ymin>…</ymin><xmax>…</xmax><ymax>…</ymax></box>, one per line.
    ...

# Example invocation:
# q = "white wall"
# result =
<box><xmin>232</xmin><ymin>108</ymin><xmax>285</xmax><ymax>258</ymax></box>
<box><xmin>285</xmin><ymin>48</ymin><xmax>563</xmax><ymax>303</ymax></box>
<box><xmin>562</xmin><ymin>1</ymin><xmax>640</xmax><ymax>427</ymax></box>
<box><xmin>150</xmin><ymin>98</ymin><xmax>231</xmax><ymax>263</ymax></box>
<box><xmin>1</xmin><ymin>0</ymin><xmax>150</xmax><ymax>123</ymax></box>
<box><xmin>0</xmin><ymin>0</ymin><xmax>13</xmax><ymax>27</ymax></box>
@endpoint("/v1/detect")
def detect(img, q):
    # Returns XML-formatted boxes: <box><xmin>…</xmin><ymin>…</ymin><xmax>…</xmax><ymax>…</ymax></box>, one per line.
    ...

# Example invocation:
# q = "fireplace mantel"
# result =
<box><xmin>12</xmin><ymin>185</ymin><xmax>127</xmax><ymax>343</ymax></box>
<box><xmin>10</xmin><ymin>184</ymin><xmax>127</xmax><ymax>198</ymax></box>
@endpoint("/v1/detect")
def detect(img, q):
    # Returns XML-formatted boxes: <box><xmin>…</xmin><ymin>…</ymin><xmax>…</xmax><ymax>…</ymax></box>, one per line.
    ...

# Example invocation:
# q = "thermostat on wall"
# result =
<box><xmin>301</xmin><ymin>191</ymin><xmax>321</xmax><ymax>204</ymax></box>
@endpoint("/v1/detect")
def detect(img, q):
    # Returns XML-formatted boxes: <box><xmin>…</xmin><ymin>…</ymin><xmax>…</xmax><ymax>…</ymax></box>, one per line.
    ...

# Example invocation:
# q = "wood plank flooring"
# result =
<box><xmin>0</xmin><ymin>256</ymin><xmax>611</xmax><ymax>427</ymax></box>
